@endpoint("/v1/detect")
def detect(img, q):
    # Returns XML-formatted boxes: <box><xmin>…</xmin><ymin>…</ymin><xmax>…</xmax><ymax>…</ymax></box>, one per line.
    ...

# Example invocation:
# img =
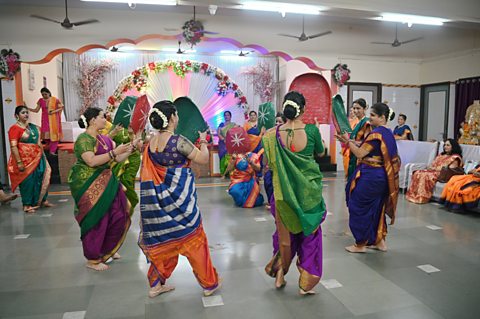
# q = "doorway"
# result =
<box><xmin>420</xmin><ymin>82</ymin><xmax>450</xmax><ymax>141</ymax></box>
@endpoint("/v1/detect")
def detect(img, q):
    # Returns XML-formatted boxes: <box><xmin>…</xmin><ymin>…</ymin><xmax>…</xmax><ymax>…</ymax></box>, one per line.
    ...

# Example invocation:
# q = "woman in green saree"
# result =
<box><xmin>263</xmin><ymin>91</ymin><xmax>327</xmax><ymax>295</ymax></box>
<box><xmin>217</xmin><ymin>111</ymin><xmax>237</xmax><ymax>176</ymax></box>
<box><xmin>68</xmin><ymin>107</ymin><xmax>136</xmax><ymax>271</ymax></box>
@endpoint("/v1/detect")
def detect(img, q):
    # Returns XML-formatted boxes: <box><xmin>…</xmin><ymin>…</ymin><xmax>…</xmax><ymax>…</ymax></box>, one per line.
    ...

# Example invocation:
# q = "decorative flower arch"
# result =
<box><xmin>106</xmin><ymin>60</ymin><xmax>248</xmax><ymax>113</ymax></box>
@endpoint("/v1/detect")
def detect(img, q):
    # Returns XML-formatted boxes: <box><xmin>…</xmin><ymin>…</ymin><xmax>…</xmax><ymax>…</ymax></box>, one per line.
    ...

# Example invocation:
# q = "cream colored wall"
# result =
<box><xmin>420</xmin><ymin>49</ymin><xmax>480</xmax><ymax>84</ymax></box>
<box><xmin>20</xmin><ymin>57</ymin><xmax>63</xmax><ymax>127</ymax></box>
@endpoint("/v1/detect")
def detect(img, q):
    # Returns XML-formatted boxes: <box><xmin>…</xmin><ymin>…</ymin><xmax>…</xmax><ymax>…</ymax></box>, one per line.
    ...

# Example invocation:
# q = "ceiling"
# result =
<box><xmin>0</xmin><ymin>0</ymin><xmax>479</xmax><ymax>62</ymax></box>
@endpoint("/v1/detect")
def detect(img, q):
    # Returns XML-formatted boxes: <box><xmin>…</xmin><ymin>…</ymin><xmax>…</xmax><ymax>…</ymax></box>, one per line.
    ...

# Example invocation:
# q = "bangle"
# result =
<box><xmin>16</xmin><ymin>160</ymin><xmax>22</xmax><ymax>164</ymax></box>
<box><xmin>108</xmin><ymin>151</ymin><xmax>114</xmax><ymax>159</ymax></box>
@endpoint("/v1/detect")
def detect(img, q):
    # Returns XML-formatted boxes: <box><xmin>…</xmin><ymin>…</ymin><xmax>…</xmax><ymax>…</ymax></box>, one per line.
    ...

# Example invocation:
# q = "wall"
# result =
<box><xmin>420</xmin><ymin>49</ymin><xmax>480</xmax><ymax>84</ymax></box>
<box><xmin>20</xmin><ymin>56</ymin><xmax>65</xmax><ymax>127</ymax></box>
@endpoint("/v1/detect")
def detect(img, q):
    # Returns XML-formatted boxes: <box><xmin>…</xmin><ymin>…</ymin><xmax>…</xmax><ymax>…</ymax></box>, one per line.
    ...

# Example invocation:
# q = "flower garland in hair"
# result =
<box><xmin>149</xmin><ymin>108</ymin><xmax>168</xmax><ymax>129</ymax></box>
<box><xmin>388</xmin><ymin>107</ymin><xmax>394</xmax><ymax>121</ymax></box>
<box><xmin>283</xmin><ymin>100</ymin><xmax>301</xmax><ymax>118</ymax></box>
<box><xmin>80</xmin><ymin>115</ymin><xmax>88</xmax><ymax>128</ymax></box>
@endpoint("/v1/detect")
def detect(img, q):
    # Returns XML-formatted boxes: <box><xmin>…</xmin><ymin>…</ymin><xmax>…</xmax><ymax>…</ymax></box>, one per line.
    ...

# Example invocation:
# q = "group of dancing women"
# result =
<box><xmin>6</xmin><ymin>89</ymin><xmax>402</xmax><ymax>298</ymax></box>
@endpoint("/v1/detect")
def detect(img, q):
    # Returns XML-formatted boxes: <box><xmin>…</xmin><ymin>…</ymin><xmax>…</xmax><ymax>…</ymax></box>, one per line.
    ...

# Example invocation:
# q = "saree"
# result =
<box><xmin>111</xmin><ymin>128</ymin><xmax>141</xmax><ymax>216</ymax></box>
<box><xmin>228</xmin><ymin>152</ymin><xmax>264</xmax><ymax>208</ymax></box>
<box><xmin>346</xmin><ymin>126</ymin><xmax>400</xmax><ymax>246</ymax></box>
<box><xmin>218</xmin><ymin>122</ymin><xmax>236</xmax><ymax>175</ymax></box>
<box><xmin>244</xmin><ymin>122</ymin><xmax>263</xmax><ymax>153</ymax></box>
<box><xmin>406</xmin><ymin>154</ymin><xmax>462</xmax><ymax>204</ymax></box>
<box><xmin>37</xmin><ymin>97</ymin><xmax>63</xmax><ymax>142</ymax></box>
<box><xmin>8</xmin><ymin>123</ymin><xmax>51</xmax><ymax>206</ymax></box>
<box><xmin>138</xmin><ymin>137</ymin><xmax>219</xmax><ymax>291</ymax></box>
<box><xmin>68</xmin><ymin>133</ymin><xmax>130</xmax><ymax>263</ymax></box>
<box><xmin>439</xmin><ymin>166</ymin><xmax>480</xmax><ymax>211</ymax></box>
<box><xmin>263</xmin><ymin>125</ymin><xmax>326</xmax><ymax>292</ymax></box>
<box><xmin>347</xmin><ymin>117</ymin><xmax>371</xmax><ymax>179</ymax></box>
<box><xmin>393</xmin><ymin>125</ymin><xmax>414</xmax><ymax>140</ymax></box>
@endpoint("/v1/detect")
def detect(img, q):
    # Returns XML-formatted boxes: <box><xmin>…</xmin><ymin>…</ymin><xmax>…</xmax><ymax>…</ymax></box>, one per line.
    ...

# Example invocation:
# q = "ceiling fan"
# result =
<box><xmin>278</xmin><ymin>16</ymin><xmax>332</xmax><ymax>42</ymax></box>
<box><xmin>30</xmin><ymin>0</ymin><xmax>99</xmax><ymax>30</ymax></box>
<box><xmin>239</xmin><ymin>50</ymin><xmax>255</xmax><ymax>56</ymax></box>
<box><xmin>372</xmin><ymin>24</ymin><xmax>423</xmax><ymax>47</ymax></box>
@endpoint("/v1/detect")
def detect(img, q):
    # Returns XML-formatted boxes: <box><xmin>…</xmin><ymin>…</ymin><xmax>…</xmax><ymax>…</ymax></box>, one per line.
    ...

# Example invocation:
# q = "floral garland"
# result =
<box><xmin>241</xmin><ymin>62</ymin><xmax>278</xmax><ymax>102</ymax></box>
<box><xmin>77</xmin><ymin>58</ymin><xmax>116</xmax><ymax>114</ymax></box>
<box><xmin>0</xmin><ymin>49</ymin><xmax>21</xmax><ymax>80</ymax></box>
<box><xmin>332</xmin><ymin>63</ymin><xmax>351</xmax><ymax>87</ymax></box>
<box><xmin>107</xmin><ymin>60</ymin><xmax>248</xmax><ymax>112</ymax></box>
<box><xmin>182</xmin><ymin>19</ymin><xmax>204</xmax><ymax>47</ymax></box>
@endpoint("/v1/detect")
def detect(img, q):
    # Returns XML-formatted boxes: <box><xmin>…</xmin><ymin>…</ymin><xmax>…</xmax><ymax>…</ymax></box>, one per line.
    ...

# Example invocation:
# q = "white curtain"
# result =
<box><xmin>62</xmin><ymin>51</ymin><xmax>278</xmax><ymax>121</ymax></box>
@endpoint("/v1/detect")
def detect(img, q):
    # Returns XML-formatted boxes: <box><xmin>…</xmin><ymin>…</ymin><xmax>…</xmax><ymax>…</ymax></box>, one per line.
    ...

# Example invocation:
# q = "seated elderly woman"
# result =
<box><xmin>406</xmin><ymin>139</ymin><xmax>463</xmax><ymax>204</ymax></box>
<box><xmin>439</xmin><ymin>164</ymin><xmax>480</xmax><ymax>212</ymax></box>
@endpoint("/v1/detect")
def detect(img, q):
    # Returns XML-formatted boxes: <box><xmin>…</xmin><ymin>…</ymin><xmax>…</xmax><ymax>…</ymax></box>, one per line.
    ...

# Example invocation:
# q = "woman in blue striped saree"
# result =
<box><xmin>138</xmin><ymin>100</ymin><xmax>220</xmax><ymax>298</ymax></box>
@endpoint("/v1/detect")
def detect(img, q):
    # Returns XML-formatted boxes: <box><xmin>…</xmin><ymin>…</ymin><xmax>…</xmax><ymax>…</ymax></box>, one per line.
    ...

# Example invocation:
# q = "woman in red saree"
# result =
<box><xmin>68</xmin><ymin>107</ymin><xmax>135</xmax><ymax>271</ymax></box>
<box><xmin>406</xmin><ymin>139</ymin><xmax>463</xmax><ymax>204</ymax></box>
<box><xmin>439</xmin><ymin>165</ymin><xmax>480</xmax><ymax>211</ymax></box>
<box><xmin>8</xmin><ymin>106</ymin><xmax>52</xmax><ymax>213</ymax></box>
<box><xmin>28</xmin><ymin>87</ymin><xmax>64</xmax><ymax>155</ymax></box>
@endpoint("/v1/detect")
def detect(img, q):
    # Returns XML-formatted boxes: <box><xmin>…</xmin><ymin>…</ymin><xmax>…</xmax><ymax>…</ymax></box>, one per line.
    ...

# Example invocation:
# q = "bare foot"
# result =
<box><xmin>299</xmin><ymin>288</ymin><xmax>316</xmax><ymax>295</ymax></box>
<box><xmin>204</xmin><ymin>277</ymin><xmax>223</xmax><ymax>297</ymax></box>
<box><xmin>275</xmin><ymin>268</ymin><xmax>286</xmax><ymax>289</ymax></box>
<box><xmin>265</xmin><ymin>204</ymin><xmax>271</xmax><ymax>211</ymax></box>
<box><xmin>0</xmin><ymin>192</ymin><xmax>18</xmax><ymax>203</ymax></box>
<box><xmin>113</xmin><ymin>253</ymin><xmax>121</xmax><ymax>259</ymax></box>
<box><xmin>367</xmin><ymin>239</ymin><xmax>387</xmax><ymax>252</ymax></box>
<box><xmin>86</xmin><ymin>262</ymin><xmax>109</xmax><ymax>271</ymax></box>
<box><xmin>42</xmin><ymin>201</ymin><xmax>55</xmax><ymax>208</ymax></box>
<box><xmin>345</xmin><ymin>244</ymin><xmax>366</xmax><ymax>253</ymax></box>
<box><xmin>148</xmin><ymin>284</ymin><xmax>175</xmax><ymax>298</ymax></box>
<box><xmin>23</xmin><ymin>206</ymin><xmax>36</xmax><ymax>214</ymax></box>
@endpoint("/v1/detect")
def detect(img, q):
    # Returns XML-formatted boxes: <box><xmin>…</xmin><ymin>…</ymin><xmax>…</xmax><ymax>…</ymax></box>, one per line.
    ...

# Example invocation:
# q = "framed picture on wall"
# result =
<box><xmin>347</xmin><ymin>82</ymin><xmax>382</xmax><ymax>114</ymax></box>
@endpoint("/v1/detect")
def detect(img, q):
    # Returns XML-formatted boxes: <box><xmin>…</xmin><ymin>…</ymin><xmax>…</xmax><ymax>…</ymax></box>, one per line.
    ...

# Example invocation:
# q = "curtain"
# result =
<box><xmin>62</xmin><ymin>51</ymin><xmax>278</xmax><ymax>122</ymax></box>
<box><xmin>455</xmin><ymin>77</ymin><xmax>480</xmax><ymax>138</ymax></box>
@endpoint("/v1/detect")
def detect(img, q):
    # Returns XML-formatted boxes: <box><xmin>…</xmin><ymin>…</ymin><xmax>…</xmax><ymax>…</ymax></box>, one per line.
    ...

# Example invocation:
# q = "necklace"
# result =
<box><xmin>96</xmin><ymin>135</ymin><xmax>109</xmax><ymax>151</ymax></box>
<box><xmin>16</xmin><ymin>121</ymin><xmax>27</xmax><ymax>128</ymax></box>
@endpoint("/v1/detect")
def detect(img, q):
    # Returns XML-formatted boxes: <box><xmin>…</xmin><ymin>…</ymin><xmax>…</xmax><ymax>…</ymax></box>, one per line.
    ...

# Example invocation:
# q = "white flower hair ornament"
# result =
<box><xmin>80</xmin><ymin>115</ymin><xmax>88</xmax><ymax>128</ymax></box>
<box><xmin>283</xmin><ymin>100</ymin><xmax>301</xmax><ymax>118</ymax></box>
<box><xmin>388</xmin><ymin>107</ymin><xmax>394</xmax><ymax>121</ymax></box>
<box><xmin>149</xmin><ymin>108</ymin><xmax>169</xmax><ymax>129</ymax></box>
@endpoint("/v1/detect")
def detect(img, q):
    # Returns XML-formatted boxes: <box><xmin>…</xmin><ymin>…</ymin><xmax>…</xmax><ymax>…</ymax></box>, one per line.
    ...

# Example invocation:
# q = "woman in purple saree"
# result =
<box><xmin>68</xmin><ymin>107</ymin><xmax>136</xmax><ymax>271</ymax></box>
<box><xmin>337</xmin><ymin>103</ymin><xmax>400</xmax><ymax>253</ymax></box>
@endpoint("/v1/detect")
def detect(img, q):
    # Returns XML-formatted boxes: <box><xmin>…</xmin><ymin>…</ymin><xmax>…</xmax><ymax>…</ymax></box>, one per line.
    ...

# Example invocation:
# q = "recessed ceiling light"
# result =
<box><xmin>80</xmin><ymin>0</ymin><xmax>177</xmax><ymax>6</ymax></box>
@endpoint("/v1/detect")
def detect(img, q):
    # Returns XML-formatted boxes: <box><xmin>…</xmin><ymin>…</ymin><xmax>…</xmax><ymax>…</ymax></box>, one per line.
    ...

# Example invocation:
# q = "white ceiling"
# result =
<box><xmin>0</xmin><ymin>0</ymin><xmax>479</xmax><ymax>62</ymax></box>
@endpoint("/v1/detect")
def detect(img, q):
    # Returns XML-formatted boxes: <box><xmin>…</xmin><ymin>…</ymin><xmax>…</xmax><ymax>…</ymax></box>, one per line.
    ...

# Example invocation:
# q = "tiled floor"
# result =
<box><xmin>1</xmin><ymin>173</ymin><xmax>479</xmax><ymax>319</ymax></box>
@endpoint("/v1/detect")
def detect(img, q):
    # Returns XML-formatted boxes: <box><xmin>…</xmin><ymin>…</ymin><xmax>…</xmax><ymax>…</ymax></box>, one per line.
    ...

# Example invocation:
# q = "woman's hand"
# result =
<box><xmin>110</xmin><ymin>124</ymin><xmax>123</xmax><ymax>136</ymax></box>
<box><xmin>335</xmin><ymin>132</ymin><xmax>350</xmax><ymax>144</ymax></box>
<box><xmin>198</xmin><ymin>130</ymin><xmax>208</xmax><ymax>141</ymax></box>
<box><xmin>18</xmin><ymin>162</ymin><xmax>25</xmax><ymax>172</ymax></box>
<box><xmin>114</xmin><ymin>143</ymin><xmax>131</xmax><ymax>155</ymax></box>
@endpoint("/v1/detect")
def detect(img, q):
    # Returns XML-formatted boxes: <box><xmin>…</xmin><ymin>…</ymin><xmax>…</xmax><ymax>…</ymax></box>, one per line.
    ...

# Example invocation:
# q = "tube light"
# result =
<box><xmin>160</xmin><ymin>48</ymin><xmax>196</xmax><ymax>53</ymax></box>
<box><xmin>241</xmin><ymin>1</ymin><xmax>324</xmax><ymax>16</ymax></box>
<box><xmin>81</xmin><ymin>0</ymin><xmax>177</xmax><ymax>5</ymax></box>
<box><xmin>376</xmin><ymin>13</ymin><xmax>448</xmax><ymax>26</ymax></box>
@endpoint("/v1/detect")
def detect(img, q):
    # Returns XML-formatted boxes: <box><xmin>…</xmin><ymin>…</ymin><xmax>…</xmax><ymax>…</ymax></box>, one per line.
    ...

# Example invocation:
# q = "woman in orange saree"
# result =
<box><xmin>28</xmin><ymin>87</ymin><xmax>64</xmax><ymax>155</ymax></box>
<box><xmin>439</xmin><ymin>165</ymin><xmax>480</xmax><ymax>211</ymax></box>
<box><xmin>8</xmin><ymin>106</ymin><xmax>52</xmax><ymax>213</ymax></box>
<box><xmin>226</xmin><ymin>151</ymin><xmax>264</xmax><ymax>208</ymax></box>
<box><xmin>406</xmin><ymin>139</ymin><xmax>463</xmax><ymax>204</ymax></box>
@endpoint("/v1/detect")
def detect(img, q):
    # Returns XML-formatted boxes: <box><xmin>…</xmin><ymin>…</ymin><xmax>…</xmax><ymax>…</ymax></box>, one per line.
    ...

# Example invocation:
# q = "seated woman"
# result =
<box><xmin>226</xmin><ymin>151</ymin><xmax>264</xmax><ymax>208</ymax></box>
<box><xmin>439</xmin><ymin>165</ymin><xmax>480</xmax><ymax>211</ymax></box>
<box><xmin>406</xmin><ymin>139</ymin><xmax>463</xmax><ymax>204</ymax></box>
<box><xmin>393</xmin><ymin>114</ymin><xmax>414</xmax><ymax>140</ymax></box>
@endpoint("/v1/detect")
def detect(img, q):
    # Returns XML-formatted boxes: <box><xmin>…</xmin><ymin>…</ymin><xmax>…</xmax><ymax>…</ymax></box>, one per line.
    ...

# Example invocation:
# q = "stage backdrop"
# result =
<box><xmin>63</xmin><ymin>51</ymin><xmax>279</xmax><ymax>129</ymax></box>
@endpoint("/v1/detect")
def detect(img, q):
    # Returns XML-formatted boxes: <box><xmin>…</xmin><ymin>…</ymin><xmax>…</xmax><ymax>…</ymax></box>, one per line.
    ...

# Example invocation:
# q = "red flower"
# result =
<box><xmin>223</xmin><ymin>75</ymin><xmax>229</xmax><ymax>81</ymax></box>
<box><xmin>132</xmin><ymin>70</ymin><xmax>141</xmax><ymax>77</ymax></box>
<box><xmin>108</xmin><ymin>96</ymin><xmax>116</xmax><ymax>105</ymax></box>
<box><xmin>240</xmin><ymin>96</ymin><xmax>247</xmax><ymax>103</ymax></box>
<box><xmin>122</xmin><ymin>85</ymin><xmax>129</xmax><ymax>92</ymax></box>
<box><xmin>232</xmin><ymin>83</ymin><xmax>238</xmax><ymax>91</ymax></box>
<box><xmin>185</xmin><ymin>60</ymin><xmax>192</xmax><ymax>66</ymax></box>
<box><xmin>148</xmin><ymin>62</ymin><xmax>156</xmax><ymax>70</ymax></box>
<box><xmin>201</xmin><ymin>63</ymin><xmax>209</xmax><ymax>70</ymax></box>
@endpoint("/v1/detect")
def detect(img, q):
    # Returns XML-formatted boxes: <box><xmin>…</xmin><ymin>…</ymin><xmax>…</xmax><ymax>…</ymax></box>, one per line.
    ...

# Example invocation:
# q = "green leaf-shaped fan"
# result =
<box><xmin>173</xmin><ymin>97</ymin><xmax>209</xmax><ymax>143</ymax></box>
<box><xmin>257</xmin><ymin>102</ymin><xmax>276</xmax><ymax>132</ymax></box>
<box><xmin>113</xmin><ymin>96</ymin><xmax>138</xmax><ymax>128</ymax></box>
<box><xmin>331</xmin><ymin>94</ymin><xmax>352</xmax><ymax>134</ymax></box>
